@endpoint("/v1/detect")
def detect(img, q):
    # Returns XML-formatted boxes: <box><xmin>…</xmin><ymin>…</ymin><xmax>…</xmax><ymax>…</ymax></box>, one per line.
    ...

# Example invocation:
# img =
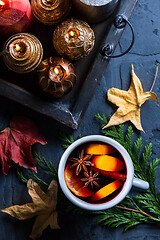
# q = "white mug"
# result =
<box><xmin>58</xmin><ymin>135</ymin><xmax>149</xmax><ymax>211</ymax></box>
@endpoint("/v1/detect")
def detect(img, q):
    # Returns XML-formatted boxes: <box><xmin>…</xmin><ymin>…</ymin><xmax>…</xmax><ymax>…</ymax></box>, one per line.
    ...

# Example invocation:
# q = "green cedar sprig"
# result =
<box><xmin>59</xmin><ymin>132</ymin><xmax>81</xmax><ymax>149</ymax></box>
<box><xmin>17</xmin><ymin>152</ymin><xmax>57</xmax><ymax>189</ymax></box>
<box><xmin>17</xmin><ymin>169</ymin><xmax>48</xmax><ymax>187</ymax></box>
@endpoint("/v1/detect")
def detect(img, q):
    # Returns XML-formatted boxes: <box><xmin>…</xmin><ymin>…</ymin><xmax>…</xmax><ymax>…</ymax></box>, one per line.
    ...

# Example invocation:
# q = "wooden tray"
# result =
<box><xmin>0</xmin><ymin>0</ymin><xmax>138</xmax><ymax>129</ymax></box>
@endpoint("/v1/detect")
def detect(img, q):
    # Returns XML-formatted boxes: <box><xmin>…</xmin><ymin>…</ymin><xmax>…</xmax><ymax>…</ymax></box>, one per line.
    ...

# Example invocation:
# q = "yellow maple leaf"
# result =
<box><xmin>1</xmin><ymin>179</ymin><xmax>60</xmax><ymax>239</ymax></box>
<box><xmin>103</xmin><ymin>64</ymin><xmax>159</xmax><ymax>132</ymax></box>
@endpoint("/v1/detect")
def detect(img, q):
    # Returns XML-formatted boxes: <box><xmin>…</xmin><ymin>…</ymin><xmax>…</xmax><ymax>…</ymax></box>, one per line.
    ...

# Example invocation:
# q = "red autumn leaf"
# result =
<box><xmin>0</xmin><ymin>116</ymin><xmax>47</xmax><ymax>175</ymax></box>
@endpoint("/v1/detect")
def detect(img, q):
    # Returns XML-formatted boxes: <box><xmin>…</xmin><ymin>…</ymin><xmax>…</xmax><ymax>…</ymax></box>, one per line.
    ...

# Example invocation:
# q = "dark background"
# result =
<box><xmin>1</xmin><ymin>0</ymin><xmax>160</xmax><ymax>239</ymax></box>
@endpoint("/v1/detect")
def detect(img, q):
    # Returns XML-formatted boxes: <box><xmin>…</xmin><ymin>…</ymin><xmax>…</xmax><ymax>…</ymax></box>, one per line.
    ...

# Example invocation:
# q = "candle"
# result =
<box><xmin>37</xmin><ymin>57</ymin><xmax>76</xmax><ymax>98</ymax></box>
<box><xmin>0</xmin><ymin>0</ymin><xmax>9</xmax><ymax>10</ymax></box>
<box><xmin>31</xmin><ymin>0</ymin><xmax>71</xmax><ymax>25</ymax></box>
<box><xmin>2</xmin><ymin>33</ymin><xmax>43</xmax><ymax>74</ymax></box>
<box><xmin>53</xmin><ymin>19</ymin><xmax>95</xmax><ymax>60</ymax></box>
<box><xmin>10</xmin><ymin>41</ymin><xmax>28</xmax><ymax>60</ymax></box>
<box><xmin>67</xmin><ymin>28</ymin><xmax>80</xmax><ymax>42</ymax></box>
<box><xmin>0</xmin><ymin>0</ymin><xmax>33</xmax><ymax>35</ymax></box>
<box><xmin>49</xmin><ymin>65</ymin><xmax>65</xmax><ymax>82</ymax></box>
<box><xmin>71</xmin><ymin>0</ymin><xmax>119</xmax><ymax>23</ymax></box>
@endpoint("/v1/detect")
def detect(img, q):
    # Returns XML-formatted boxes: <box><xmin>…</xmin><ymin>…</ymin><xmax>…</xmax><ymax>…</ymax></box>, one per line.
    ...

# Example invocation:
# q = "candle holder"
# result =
<box><xmin>31</xmin><ymin>0</ymin><xmax>71</xmax><ymax>25</ymax></box>
<box><xmin>37</xmin><ymin>57</ymin><xmax>76</xmax><ymax>98</ymax></box>
<box><xmin>2</xmin><ymin>33</ymin><xmax>43</xmax><ymax>74</ymax></box>
<box><xmin>0</xmin><ymin>0</ymin><xmax>33</xmax><ymax>35</ymax></box>
<box><xmin>53</xmin><ymin>18</ymin><xmax>95</xmax><ymax>60</ymax></box>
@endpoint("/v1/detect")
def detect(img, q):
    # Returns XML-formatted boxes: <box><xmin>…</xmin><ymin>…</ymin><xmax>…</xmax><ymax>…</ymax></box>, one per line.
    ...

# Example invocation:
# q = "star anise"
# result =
<box><xmin>81</xmin><ymin>170</ymin><xmax>100</xmax><ymax>189</ymax></box>
<box><xmin>69</xmin><ymin>149</ymin><xmax>94</xmax><ymax>176</ymax></box>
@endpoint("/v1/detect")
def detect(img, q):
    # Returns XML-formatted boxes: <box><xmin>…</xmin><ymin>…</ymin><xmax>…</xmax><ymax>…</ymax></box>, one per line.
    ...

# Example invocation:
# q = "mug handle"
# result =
<box><xmin>132</xmin><ymin>177</ymin><xmax>149</xmax><ymax>190</ymax></box>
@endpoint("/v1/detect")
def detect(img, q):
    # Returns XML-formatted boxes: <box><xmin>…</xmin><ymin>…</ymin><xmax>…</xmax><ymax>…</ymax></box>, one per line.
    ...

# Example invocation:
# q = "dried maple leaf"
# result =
<box><xmin>0</xmin><ymin>116</ymin><xmax>47</xmax><ymax>175</ymax></box>
<box><xmin>1</xmin><ymin>179</ymin><xmax>60</xmax><ymax>240</ymax></box>
<box><xmin>103</xmin><ymin>64</ymin><xmax>159</xmax><ymax>132</ymax></box>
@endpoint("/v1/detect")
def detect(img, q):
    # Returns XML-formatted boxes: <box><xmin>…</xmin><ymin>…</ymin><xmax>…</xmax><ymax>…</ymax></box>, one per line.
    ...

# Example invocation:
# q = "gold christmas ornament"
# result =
<box><xmin>53</xmin><ymin>18</ymin><xmax>95</xmax><ymax>60</ymax></box>
<box><xmin>2</xmin><ymin>33</ymin><xmax>43</xmax><ymax>74</ymax></box>
<box><xmin>37</xmin><ymin>57</ymin><xmax>76</xmax><ymax>98</ymax></box>
<box><xmin>31</xmin><ymin>0</ymin><xmax>71</xmax><ymax>25</ymax></box>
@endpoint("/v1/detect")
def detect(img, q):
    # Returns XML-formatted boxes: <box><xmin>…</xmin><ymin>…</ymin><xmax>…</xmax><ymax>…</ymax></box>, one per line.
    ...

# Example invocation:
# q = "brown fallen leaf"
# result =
<box><xmin>1</xmin><ymin>179</ymin><xmax>60</xmax><ymax>239</ymax></box>
<box><xmin>103</xmin><ymin>64</ymin><xmax>159</xmax><ymax>132</ymax></box>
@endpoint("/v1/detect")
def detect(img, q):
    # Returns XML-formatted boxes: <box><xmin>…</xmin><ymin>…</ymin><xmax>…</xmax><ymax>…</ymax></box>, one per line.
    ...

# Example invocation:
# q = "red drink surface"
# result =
<box><xmin>65</xmin><ymin>141</ymin><xmax>127</xmax><ymax>204</ymax></box>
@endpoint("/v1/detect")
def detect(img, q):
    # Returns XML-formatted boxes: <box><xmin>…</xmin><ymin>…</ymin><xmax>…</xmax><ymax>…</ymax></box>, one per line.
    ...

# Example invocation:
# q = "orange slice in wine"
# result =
<box><xmin>92</xmin><ymin>155</ymin><xmax>124</xmax><ymax>171</ymax></box>
<box><xmin>64</xmin><ymin>163</ymin><xmax>94</xmax><ymax>197</ymax></box>
<box><xmin>85</xmin><ymin>143</ymin><xmax>114</xmax><ymax>155</ymax></box>
<box><xmin>91</xmin><ymin>180</ymin><xmax>123</xmax><ymax>201</ymax></box>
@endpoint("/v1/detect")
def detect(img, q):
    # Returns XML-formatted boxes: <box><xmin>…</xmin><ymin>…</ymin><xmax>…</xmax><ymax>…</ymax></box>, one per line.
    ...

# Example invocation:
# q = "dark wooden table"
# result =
<box><xmin>1</xmin><ymin>0</ymin><xmax>160</xmax><ymax>239</ymax></box>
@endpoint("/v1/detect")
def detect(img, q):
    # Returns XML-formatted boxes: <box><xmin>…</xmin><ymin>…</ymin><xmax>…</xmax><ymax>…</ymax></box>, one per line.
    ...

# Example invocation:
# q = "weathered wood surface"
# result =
<box><xmin>0</xmin><ymin>0</ymin><xmax>160</xmax><ymax>239</ymax></box>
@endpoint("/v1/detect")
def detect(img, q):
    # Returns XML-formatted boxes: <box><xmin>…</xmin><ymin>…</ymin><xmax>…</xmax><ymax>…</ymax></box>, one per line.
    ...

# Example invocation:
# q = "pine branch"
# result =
<box><xmin>17</xmin><ymin>153</ymin><xmax>58</xmax><ymax>188</ymax></box>
<box><xmin>59</xmin><ymin>132</ymin><xmax>81</xmax><ymax>149</ymax></box>
<box><xmin>94</xmin><ymin>200</ymin><xmax>160</xmax><ymax>231</ymax></box>
<box><xmin>147</xmin><ymin>158</ymin><xmax>160</xmax><ymax>197</ymax></box>
<box><xmin>116</xmin><ymin>205</ymin><xmax>155</xmax><ymax>219</ymax></box>
<box><xmin>17</xmin><ymin>168</ymin><xmax>48</xmax><ymax>189</ymax></box>
<box><xmin>94</xmin><ymin>207</ymin><xmax>153</xmax><ymax>231</ymax></box>
<box><xmin>132</xmin><ymin>137</ymin><xmax>142</xmax><ymax>173</ymax></box>
<box><xmin>95</xmin><ymin>113</ymin><xmax>108</xmax><ymax>127</ymax></box>
<box><xmin>35</xmin><ymin>152</ymin><xmax>58</xmax><ymax>180</ymax></box>
<box><xmin>17</xmin><ymin>170</ymin><xmax>28</xmax><ymax>183</ymax></box>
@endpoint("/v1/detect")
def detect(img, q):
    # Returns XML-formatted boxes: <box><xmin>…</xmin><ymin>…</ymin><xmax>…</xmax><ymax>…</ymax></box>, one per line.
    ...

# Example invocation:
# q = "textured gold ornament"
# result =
<box><xmin>53</xmin><ymin>18</ymin><xmax>95</xmax><ymax>60</ymax></box>
<box><xmin>37</xmin><ymin>57</ymin><xmax>76</xmax><ymax>98</ymax></box>
<box><xmin>2</xmin><ymin>33</ymin><xmax>43</xmax><ymax>74</ymax></box>
<box><xmin>31</xmin><ymin>0</ymin><xmax>71</xmax><ymax>25</ymax></box>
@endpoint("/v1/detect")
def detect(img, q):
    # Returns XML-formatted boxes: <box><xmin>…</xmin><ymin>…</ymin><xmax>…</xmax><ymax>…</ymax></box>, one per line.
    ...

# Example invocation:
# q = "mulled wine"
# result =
<box><xmin>64</xmin><ymin>141</ymin><xmax>127</xmax><ymax>204</ymax></box>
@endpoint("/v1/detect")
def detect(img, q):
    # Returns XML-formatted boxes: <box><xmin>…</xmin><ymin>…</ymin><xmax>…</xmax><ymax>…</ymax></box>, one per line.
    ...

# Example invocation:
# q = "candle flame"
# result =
<box><xmin>54</xmin><ymin>66</ymin><xmax>60</xmax><ymax>75</ymax></box>
<box><xmin>15</xmin><ymin>44</ymin><xmax>21</xmax><ymax>52</ymax></box>
<box><xmin>10</xmin><ymin>41</ymin><xmax>27</xmax><ymax>59</ymax></box>
<box><xmin>0</xmin><ymin>0</ymin><xmax>5</xmax><ymax>6</ymax></box>
<box><xmin>69</xmin><ymin>30</ymin><xmax>75</xmax><ymax>37</ymax></box>
<box><xmin>67</xmin><ymin>28</ymin><xmax>80</xmax><ymax>42</ymax></box>
<box><xmin>49</xmin><ymin>65</ymin><xmax>64</xmax><ymax>82</ymax></box>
